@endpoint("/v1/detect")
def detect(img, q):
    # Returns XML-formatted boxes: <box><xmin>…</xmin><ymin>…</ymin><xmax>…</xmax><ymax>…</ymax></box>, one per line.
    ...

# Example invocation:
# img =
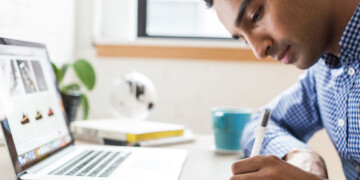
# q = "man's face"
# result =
<box><xmin>213</xmin><ymin>0</ymin><xmax>330</xmax><ymax>69</ymax></box>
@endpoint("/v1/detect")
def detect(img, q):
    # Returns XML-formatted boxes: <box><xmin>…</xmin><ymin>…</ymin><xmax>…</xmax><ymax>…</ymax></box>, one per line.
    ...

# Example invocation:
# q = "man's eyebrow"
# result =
<box><xmin>235</xmin><ymin>0</ymin><xmax>252</xmax><ymax>27</ymax></box>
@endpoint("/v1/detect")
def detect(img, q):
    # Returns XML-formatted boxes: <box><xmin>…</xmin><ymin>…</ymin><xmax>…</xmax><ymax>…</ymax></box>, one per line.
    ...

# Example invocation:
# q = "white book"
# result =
<box><xmin>71</xmin><ymin>118</ymin><xmax>185</xmax><ymax>143</ymax></box>
<box><xmin>0</xmin><ymin>128</ymin><xmax>4</xmax><ymax>145</ymax></box>
<box><xmin>138</xmin><ymin>129</ymin><xmax>195</xmax><ymax>147</ymax></box>
<box><xmin>74</xmin><ymin>129</ymin><xmax>195</xmax><ymax>147</ymax></box>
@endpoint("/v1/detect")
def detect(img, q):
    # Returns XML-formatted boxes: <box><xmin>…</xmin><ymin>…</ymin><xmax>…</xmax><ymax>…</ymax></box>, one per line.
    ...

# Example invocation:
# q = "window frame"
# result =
<box><xmin>137</xmin><ymin>0</ymin><xmax>231</xmax><ymax>40</ymax></box>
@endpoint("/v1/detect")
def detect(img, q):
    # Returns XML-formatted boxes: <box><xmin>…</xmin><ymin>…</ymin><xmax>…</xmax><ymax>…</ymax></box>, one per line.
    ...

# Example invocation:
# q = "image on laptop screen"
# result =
<box><xmin>0</xmin><ymin>42</ymin><xmax>72</xmax><ymax>168</ymax></box>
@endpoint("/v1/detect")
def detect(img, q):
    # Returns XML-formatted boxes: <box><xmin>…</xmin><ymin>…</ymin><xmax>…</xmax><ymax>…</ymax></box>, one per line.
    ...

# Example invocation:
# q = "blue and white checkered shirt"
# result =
<box><xmin>241</xmin><ymin>3</ymin><xmax>360</xmax><ymax>179</ymax></box>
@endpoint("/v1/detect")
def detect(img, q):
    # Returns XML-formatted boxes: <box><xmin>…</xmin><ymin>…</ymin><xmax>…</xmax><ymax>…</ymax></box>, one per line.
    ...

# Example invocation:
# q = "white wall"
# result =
<box><xmin>91</xmin><ymin>58</ymin><xmax>303</xmax><ymax>134</ymax></box>
<box><xmin>0</xmin><ymin>0</ymin><xmax>75</xmax><ymax>64</ymax></box>
<box><xmin>93</xmin><ymin>0</ymin><xmax>138</xmax><ymax>42</ymax></box>
<box><xmin>75</xmin><ymin>0</ymin><xmax>304</xmax><ymax>134</ymax></box>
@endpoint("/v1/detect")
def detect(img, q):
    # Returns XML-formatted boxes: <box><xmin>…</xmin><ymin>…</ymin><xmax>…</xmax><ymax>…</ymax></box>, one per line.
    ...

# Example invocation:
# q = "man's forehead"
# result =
<box><xmin>214</xmin><ymin>0</ymin><xmax>243</xmax><ymax>16</ymax></box>
<box><xmin>213</xmin><ymin>0</ymin><xmax>244</xmax><ymax>31</ymax></box>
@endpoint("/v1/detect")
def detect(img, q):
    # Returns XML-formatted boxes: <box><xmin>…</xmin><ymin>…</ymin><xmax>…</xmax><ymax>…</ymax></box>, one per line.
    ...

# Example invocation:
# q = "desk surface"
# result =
<box><xmin>0</xmin><ymin>134</ymin><xmax>240</xmax><ymax>180</ymax></box>
<box><xmin>0</xmin><ymin>133</ymin><xmax>346</xmax><ymax>180</ymax></box>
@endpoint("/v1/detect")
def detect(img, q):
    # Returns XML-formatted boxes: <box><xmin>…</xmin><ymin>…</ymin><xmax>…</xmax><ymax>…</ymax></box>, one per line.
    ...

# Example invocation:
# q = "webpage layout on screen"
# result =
<box><xmin>0</xmin><ymin>45</ymin><xmax>71</xmax><ymax>166</ymax></box>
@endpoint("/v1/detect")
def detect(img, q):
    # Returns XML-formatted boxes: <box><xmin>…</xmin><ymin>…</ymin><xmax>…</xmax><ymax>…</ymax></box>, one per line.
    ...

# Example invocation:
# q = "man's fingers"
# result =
<box><xmin>231</xmin><ymin>155</ymin><xmax>281</xmax><ymax>175</ymax></box>
<box><xmin>230</xmin><ymin>155</ymin><xmax>326</xmax><ymax>180</ymax></box>
<box><xmin>231</xmin><ymin>156</ymin><xmax>263</xmax><ymax>174</ymax></box>
<box><xmin>229</xmin><ymin>172</ymin><xmax>262</xmax><ymax>180</ymax></box>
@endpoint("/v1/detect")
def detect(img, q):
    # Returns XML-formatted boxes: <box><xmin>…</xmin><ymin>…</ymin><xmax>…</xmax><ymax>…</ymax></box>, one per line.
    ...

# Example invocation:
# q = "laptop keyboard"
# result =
<box><xmin>50</xmin><ymin>151</ymin><xmax>94</xmax><ymax>175</ymax></box>
<box><xmin>87</xmin><ymin>152</ymin><xmax>120</xmax><ymax>177</ymax></box>
<box><xmin>99</xmin><ymin>152</ymin><xmax>131</xmax><ymax>177</ymax></box>
<box><xmin>48</xmin><ymin>150</ymin><xmax>131</xmax><ymax>177</ymax></box>
<box><xmin>77</xmin><ymin>152</ymin><xmax>111</xmax><ymax>176</ymax></box>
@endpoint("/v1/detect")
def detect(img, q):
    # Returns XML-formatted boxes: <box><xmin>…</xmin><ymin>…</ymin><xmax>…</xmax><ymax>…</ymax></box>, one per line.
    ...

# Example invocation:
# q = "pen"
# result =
<box><xmin>250</xmin><ymin>108</ymin><xmax>271</xmax><ymax>157</ymax></box>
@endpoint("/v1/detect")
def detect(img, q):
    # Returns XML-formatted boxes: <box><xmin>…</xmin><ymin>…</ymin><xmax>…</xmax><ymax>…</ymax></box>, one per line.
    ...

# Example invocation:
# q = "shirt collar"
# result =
<box><xmin>321</xmin><ymin>53</ymin><xmax>340</xmax><ymax>68</ymax></box>
<box><xmin>322</xmin><ymin>3</ymin><xmax>360</xmax><ymax>68</ymax></box>
<box><xmin>338</xmin><ymin>3</ymin><xmax>360</xmax><ymax>57</ymax></box>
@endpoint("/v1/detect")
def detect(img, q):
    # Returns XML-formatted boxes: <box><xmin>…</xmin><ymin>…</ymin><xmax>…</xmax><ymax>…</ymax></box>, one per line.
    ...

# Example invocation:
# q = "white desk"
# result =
<box><xmin>0</xmin><ymin>134</ymin><xmax>240</xmax><ymax>180</ymax></box>
<box><xmin>172</xmin><ymin>135</ymin><xmax>240</xmax><ymax>180</ymax></box>
<box><xmin>0</xmin><ymin>133</ymin><xmax>346</xmax><ymax>180</ymax></box>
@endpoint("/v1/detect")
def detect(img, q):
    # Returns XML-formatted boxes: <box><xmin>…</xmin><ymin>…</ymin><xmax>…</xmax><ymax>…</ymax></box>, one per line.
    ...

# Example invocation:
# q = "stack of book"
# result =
<box><xmin>0</xmin><ymin>128</ymin><xmax>4</xmax><ymax>145</ymax></box>
<box><xmin>71</xmin><ymin>119</ymin><xmax>195</xmax><ymax>147</ymax></box>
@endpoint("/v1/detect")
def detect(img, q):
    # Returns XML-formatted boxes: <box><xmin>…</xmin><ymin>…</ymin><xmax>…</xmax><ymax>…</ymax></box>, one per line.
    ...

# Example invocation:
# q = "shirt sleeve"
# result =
<box><xmin>240</xmin><ymin>66</ymin><xmax>323</xmax><ymax>158</ymax></box>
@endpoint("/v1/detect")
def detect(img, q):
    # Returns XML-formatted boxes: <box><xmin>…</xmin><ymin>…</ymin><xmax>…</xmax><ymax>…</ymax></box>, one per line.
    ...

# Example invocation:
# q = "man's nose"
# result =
<box><xmin>249</xmin><ymin>37</ymin><xmax>272</xmax><ymax>60</ymax></box>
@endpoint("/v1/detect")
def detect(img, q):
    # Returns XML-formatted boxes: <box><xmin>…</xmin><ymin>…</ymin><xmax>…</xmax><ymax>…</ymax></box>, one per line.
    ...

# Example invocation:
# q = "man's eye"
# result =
<box><xmin>251</xmin><ymin>7</ymin><xmax>263</xmax><ymax>23</ymax></box>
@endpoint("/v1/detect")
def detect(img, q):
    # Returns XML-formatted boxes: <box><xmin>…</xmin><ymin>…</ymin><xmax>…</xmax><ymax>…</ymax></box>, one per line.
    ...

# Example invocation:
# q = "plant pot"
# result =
<box><xmin>61</xmin><ymin>92</ymin><xmax>82</xmax><ymax>123</ymax></box>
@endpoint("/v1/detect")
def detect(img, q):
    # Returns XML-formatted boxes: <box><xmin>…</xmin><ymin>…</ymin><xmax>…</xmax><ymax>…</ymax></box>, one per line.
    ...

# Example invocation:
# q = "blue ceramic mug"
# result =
<box><xmin>211</xmin><ymin>107</ymin><xmax>252</xmax><ymax>151</ymax></box>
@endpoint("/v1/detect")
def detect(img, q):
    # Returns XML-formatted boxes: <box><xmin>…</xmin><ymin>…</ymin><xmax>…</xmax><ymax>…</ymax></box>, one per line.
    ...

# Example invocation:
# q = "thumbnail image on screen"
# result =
<box><xmin>16</xmin><ymin>60</ymin><xmax>37</xmax><ymax>94</ymax></box>
<box><xmin>31</xmin><ymin>60</ymin><xmax>48</xmax><ymax>91</ymax></box>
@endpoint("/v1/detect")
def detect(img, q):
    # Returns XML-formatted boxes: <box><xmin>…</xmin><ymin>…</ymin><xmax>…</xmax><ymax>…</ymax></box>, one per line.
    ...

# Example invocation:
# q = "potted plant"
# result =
<box><xmin>51</xmin><ymin>59</ymin><xmax>96</xmax><ymax>122</ymax></box>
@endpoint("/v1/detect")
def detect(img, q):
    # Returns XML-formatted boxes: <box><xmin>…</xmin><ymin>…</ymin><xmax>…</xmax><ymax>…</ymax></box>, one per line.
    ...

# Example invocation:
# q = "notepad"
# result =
<box><xmin>71</xmin><ymin>119</ymin><xmax>185</xmax><ymax>143</ymax></box>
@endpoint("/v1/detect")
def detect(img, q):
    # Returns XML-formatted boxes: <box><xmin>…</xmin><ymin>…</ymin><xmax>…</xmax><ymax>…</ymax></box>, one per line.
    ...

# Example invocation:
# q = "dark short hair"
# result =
<box><xmin>204</xmin><ymin>0</ymin><xmax>213</xmax><ymax>8</ymax></box>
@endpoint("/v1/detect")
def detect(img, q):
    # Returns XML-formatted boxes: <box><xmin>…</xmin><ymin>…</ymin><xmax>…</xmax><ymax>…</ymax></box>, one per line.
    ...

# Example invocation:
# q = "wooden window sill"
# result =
<box><xmin>95</xmin><ymin>39</ymin><xmax>275</xmax><ymax>63</ymax></box>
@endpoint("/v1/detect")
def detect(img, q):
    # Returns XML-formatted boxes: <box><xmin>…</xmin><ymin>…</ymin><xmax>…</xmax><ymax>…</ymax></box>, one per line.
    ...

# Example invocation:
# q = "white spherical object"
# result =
<box><xmin>110</xmin><ymin>71</ymin><xmax>157</xmax><ymax>120</ymax></box>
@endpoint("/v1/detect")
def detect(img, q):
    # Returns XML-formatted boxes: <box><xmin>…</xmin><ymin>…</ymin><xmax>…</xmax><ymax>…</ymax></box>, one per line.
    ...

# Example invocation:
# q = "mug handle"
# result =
<box><xmin>213</xmin><ymin>112</ymin><xmax>226</xmax><ymax>130</ymax></box>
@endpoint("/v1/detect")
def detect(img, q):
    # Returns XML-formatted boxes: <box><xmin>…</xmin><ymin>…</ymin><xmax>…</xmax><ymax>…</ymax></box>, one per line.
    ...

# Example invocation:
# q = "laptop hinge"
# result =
<box><xmin>17</xmin><ymin>171</ymin><xmax>27</xmax><ymax>180</ymax></box>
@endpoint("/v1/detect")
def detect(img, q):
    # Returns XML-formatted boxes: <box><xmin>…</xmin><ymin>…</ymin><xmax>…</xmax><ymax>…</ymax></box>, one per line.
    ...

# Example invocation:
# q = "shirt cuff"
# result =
<box><xmin>260</xmin><ymin>134</ymin><xmax>310</xmax><ymax>159</ymax></box>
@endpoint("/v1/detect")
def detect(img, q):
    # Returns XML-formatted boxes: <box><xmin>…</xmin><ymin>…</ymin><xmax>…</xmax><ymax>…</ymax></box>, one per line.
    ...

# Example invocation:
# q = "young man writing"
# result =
<box><xmin>204</xmin><ymin>0</ymin><xmax>360</xmax><ymax>179</ymax></box>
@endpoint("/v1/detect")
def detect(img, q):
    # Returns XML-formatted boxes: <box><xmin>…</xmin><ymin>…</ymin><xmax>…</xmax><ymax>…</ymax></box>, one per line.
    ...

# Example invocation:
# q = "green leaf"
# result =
<box><xmin>72</xmin><ymin>59</ymin><xmax>96</xmax><ymax>91</ymax></box>
<box><xmin>59</xmin><ymin>63</ymin><xmax>69</xmax><ymax>83</ymax></box>
<box><xmin>51</xmin><ymin>62</ymin><xmax>61</xmax><ymax>84</ymax></box>
<box><xmin>81</xmin><ymin>94</ymin><xmax>89</xmax><ymax>120</ymax></box>
<box><xmin>63</xmin><ymin>83</ymin><xmax>80</xmax><ymax>92</ymax></box>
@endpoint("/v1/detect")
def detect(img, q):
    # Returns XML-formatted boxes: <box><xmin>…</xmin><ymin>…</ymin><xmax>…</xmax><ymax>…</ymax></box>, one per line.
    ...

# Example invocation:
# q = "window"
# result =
<box><xmin>138</xmin><ymin>0</ymin><xmax>231</xmax><ymax>39</ymax></box>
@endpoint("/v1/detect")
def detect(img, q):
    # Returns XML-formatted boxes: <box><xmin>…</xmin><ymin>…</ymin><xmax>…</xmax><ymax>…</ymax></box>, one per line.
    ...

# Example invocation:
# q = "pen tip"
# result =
<box><xmin>261</xmin><ymin>109</ymin><xmax>271</xmax><ymax>127</ymax></box>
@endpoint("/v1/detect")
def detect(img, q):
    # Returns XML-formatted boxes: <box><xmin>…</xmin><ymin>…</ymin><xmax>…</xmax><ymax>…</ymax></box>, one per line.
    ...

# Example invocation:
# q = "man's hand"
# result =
<box><xmin>284</xmin><ymin>148</ymin><xmax>328</xmax><ymax>178</ymax></box>
<box><xmin>230</xmin><ymin>155</ymin><xmax>326</xmax><ymax>180</ymax></box>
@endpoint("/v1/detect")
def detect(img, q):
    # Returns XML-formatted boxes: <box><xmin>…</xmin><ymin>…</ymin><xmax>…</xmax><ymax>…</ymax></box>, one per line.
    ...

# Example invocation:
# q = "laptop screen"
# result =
<box><xmin>0</xmin><ymin>38</ymin><xmax>73</xmax><ymax>175</ymax></box>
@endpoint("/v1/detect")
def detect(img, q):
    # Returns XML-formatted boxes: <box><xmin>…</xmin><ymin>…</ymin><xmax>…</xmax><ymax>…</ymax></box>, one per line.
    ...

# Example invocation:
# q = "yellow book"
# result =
<box><xmin>126</xmin><ymin>129</ymin><xmax>184</xmax><ymax>142</ymax></box>
<box><xmin>71</xmin><ymin>119</ymin><xmax>185</xmax><ymax>143</ymax></box>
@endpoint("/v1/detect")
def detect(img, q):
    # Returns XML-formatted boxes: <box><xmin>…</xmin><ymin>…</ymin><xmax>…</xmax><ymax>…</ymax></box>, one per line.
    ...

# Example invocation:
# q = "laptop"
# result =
<box><xmin>0</xmin><ymin>37</ymin><xmax>187</xmax><ymax>180</ymax></box>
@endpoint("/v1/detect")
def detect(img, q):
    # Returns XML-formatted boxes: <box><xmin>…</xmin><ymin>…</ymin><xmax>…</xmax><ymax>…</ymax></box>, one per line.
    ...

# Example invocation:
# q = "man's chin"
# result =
<box><xmin>294</xmin><ymin>59</ymin><xmax>318</xmax><ymax>70</ymax></box>
<box><xmin>295</xmin><ymin>63</ymin><xmax>308</xmax><ymax>70</ymax></box>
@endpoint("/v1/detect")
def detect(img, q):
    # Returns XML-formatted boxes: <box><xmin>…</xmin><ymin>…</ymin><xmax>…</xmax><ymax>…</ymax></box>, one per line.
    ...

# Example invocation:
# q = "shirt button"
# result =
<box><xmin>348</xmin><ymin>68</ymin><xmax>355</xmax><ymax>75</ymax></box>
<box><xmin>338</xmin><ymin>119</ymin><xmax>345</xmax><ymax>127</ymax></box>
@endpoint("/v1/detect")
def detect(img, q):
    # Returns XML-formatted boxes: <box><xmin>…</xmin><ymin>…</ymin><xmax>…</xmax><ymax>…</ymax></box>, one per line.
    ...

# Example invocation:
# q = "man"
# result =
<box><xmin>204</xmin><ymin>0</ymin><xmax>360</xmax><ymax>179</ymax></box>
